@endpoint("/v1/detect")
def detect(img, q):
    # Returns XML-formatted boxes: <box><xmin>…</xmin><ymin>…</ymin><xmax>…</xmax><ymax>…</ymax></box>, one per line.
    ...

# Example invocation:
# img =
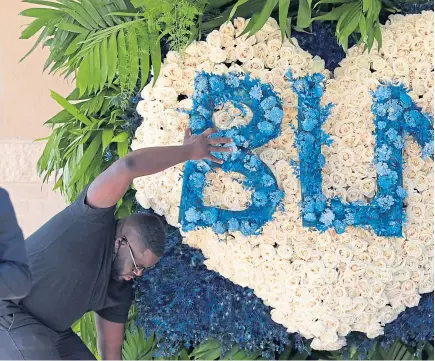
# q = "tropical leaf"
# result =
<box><xmin>20</xmin><ymin>18</ymin><xmax>47</xmax><ymax>39</ymax></box>
<box><xmin>279</xmin><ymin>0</ymin><xmax>291</xmax><ymax>39</ymax></box>
<box><xmin>117</xmin><ymin>29</ymin><xmax>129</xmax><ymax>91</ymax></box>
<box><xmin>297</xmin><ymin>0</ymin><xmax>312</xmax><ymax>28</ymax></box>
<box><xmin>50</xmin><ymin>90</ymin><xmax>92</xmax><ymax>126</ymax></box>
<box><xmin>127</xmin><ymin>26</ymin><xmax>139</xmax><ymax>91</ymax></box>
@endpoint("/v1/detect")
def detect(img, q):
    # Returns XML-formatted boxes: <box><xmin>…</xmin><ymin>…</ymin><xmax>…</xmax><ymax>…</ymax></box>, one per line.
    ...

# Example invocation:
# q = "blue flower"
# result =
<box><xmin>212</xmin><ymin>221</ymin><xmax>227</xmax><ymax>234</ymax></box>
<box><xmin>399</xmin><ymin>91</ymin><xmax>412</xmax><ymax>108</ymax></box>
<box><xmin>319</xmin><ymin>208</ymin><xmax>335</xmax><ymax>226</ymax></box>
<box><xmin>422</xmin><ymin>141</ymin><xmax>434</xmax><ymax>159</ymax></box>
<box><xmin>304</xmin><ymin>212</ymin><xmax>317</xmax><ymax>222</ymax></box>
<box><xmin>249</xmin><ymin>83</ymin><xmax>263</xmax><ymax>100</ymax></box>
<box><xmin>265</xmin><ymin>107</ymin><xmax>283</xmax><ymax>124</ymax></box>
<box><xmin>376</xmin><ymin>195</ymin><xmax>395</xmax><ymax>210</ymax></box>
<box><xmin>373</xmin><ymin>102</ymin><xmax>389</xmax><ymax>117</ymax></box>
<box><xmin>257</xmin><ymin>121</ymin><xmax>274</xmax><ymax>135</ymax></box>
<box><xmin>373</xmin><ymin>86</ymin><xmax>392</xmax><ymax>101</ymax></box>
<box><xmin>386</xmin><ymin>99</ymin><xmax>404</xmax><ymax>121</ymax></box>
<box><xmin>375</xmin><ymin>144</ymin><xmax>392</xmax><ymax>162</ymax></box>
<box><xmin>189</xmin><ymin>172</ymin><xmax>206</xmax><ymax>188</ymax></box>
<box><xmin>396</xmin><ymin>186</ymin><xmax>407</xmax><ymax>198</ymax></box>
<box><xmin>404</xmin><ymin>110</ymin><xmax>421</xmax><ymax>127</ymax></box>
<box><xmin>201</xmin><ymin>209</ymin><xmax>219</xmax><ymax>225</ymax></box>
<box><xmin>240</xmin><ymin>221</ymin><xmax>258</xmax><ymax>236</ymax></box>
<box><xmin>260</xmin><ymin>96</ymin><xmax>278</xmax><ymax>111</ymax></box>
<box><xmin>261</xmin><ymin>174</ymin><xmax>275</xmax><ymax>187</ymax></box>
<box><xmin>377</xmin><ymin>121</ymin><xmax>387</xmax><ymax>130</ymax></box>
<box><xmin>375</xmin><ymin>162</ymin><xmax>390</xmax><ymax>176</ymax></box>
<box><xmin>197</xmin><ymin>105</ymin><xmax>211</xmax><ymax>118</ymax></box>
<box><xmin>195</xmin><ymin>75</ymin><xmax>209</xmax><ymax>92</ymax></box>
<box><xmin>301</xmin><ymin>117</ymin><xmax>317</xmax><ymax>132</ymax></box>
<box><xmin>228</xmin><ymin>218</ymin><xmax>240</xmax><ymax>231</ymax></box>
<box><xmin>244</xmin><ymin>155</ymin><xmax>261</xmax><ymax>171</ymax></box>
<box><xmin>378</xmin><ymin>171</ymin><xmax>398</xmax><ymax>190</ymax></box>
<box><xmin>210</xmin><ymin>76</ymin><xmax>225</xmax><ymax>92</ymax></box>
<box><xmin>196</xmin><ymin>161</ymin><xmax>211</xmax><ymax>173</ymax></box>
<box><xmin>285</xmin><ymin>69</ymin><xmax>294</xmax><ymax>80</ymax></box>
<box><xmin>185</xmin><ymin>207</ymin><xmax>201</xmax><ymax>223</ymax></box>
<box><xmin>270</xmin><ymin>190</ymin><xmax>284</xmax><ymax>204</ymax></box>
<box><xmin>333</xmin><ymin>220</ymin><xmax>346</xmax><ymax>234</ymax></box>
<box><xmin>318</xmin><ymin>154</ymin><xmax>326</xmax><ymax>168</ymax></box>
<box><xmin>302</xmin><ymin>198</ymin><xmax>315</xmax><ymax>213</ymax></box>
<box><xmin>253</xmin><ymin>191</ymin><xmax>268</xmax><ymax>207</ymax></box>
<box><xmin>226</xmin><ymin>73</ymin><xmax>240</xmax><ymax>87</ymax></box>
<box><xmin>293</xmin><ymin>78</ymin><xmax>308</xmax><ymax>93</ymax></box>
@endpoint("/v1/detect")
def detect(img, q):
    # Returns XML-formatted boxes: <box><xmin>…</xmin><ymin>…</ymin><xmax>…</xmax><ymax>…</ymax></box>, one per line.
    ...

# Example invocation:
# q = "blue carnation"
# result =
<box><xmin>189</xmin><ymin>172</ymin><xmax>206</xmax><ymax>188</ymax></box>
<box><xmin>260</xmin><ymin>96</ymin><xmax>278</xmax><ymax>111</ymax></box>
<box><xmin>293</xmin><ymin>78</ymin><xmax>308</xmax><ymax>93</ymax></box>
<box><xmin>225</xmin><ymin>73</ymin><xmax>240</xmax><ymax>87</ymax></box>
<box><xmin>404</xmin><ymin>110</ymin><xmax>421</xmax><ymax>127</ymax></box>
<box><xmin>195</xmin><ymin>75</ymin><xmax>209</xmax><ymax>92</ymax></box>
<box><xmin>304</xmin><ymin>212</ymin><xmax>317</xmax><ymax>222</ymax></box>
<box><xmin>261</xmin><ymin>174</ymin><xmax>275</xmax><ymax>187</ymax></box>
<box><xmin>265</xmin><ymin>107</ymin><xmax>283</xmax><ymax>124</ymax></box>
<box><xmin>302</xmin><ymin>198</ymin><xmax>315</xmax><ymax>213</ymax></box>
<box><xmin>301</xmin><ymin>117</ymin><xmax>317</xmax><ymax>132</ymax></box>
<box><xmin>377</xmin><ymin>121</ymin><xmax>387</xmax><ymax>130</ymax></box>
<box><xmin>387</xmin><ymin>99</ymin><xmax>404</xmax><ymax>121</ymax></box>
<box><xmin>257</xmin><ymin>121</ymin><xmax>274</xmax><ymax>135</ymax></box>
<box><xmin>378</xmin><ymin>171</ymin><xmax>398</xmax><ymax>190</ymax></box>
<box><xmin>270</xmin><ymin>190</ymin><xmax>284</xmax><ymax>204</ymax></box>
<box><xmin>373</xmin><ymin>102</ymin><xmax>388</xmax><ymax>117</ymax></box>
<box><xmin>319</xmin><ymin>208</ymin><xmax>335</xmax><ymax>226</ymax></box>
<box><xmin>399</xmin><ymin>91</ymin><xmax>412</xmax><ymax>109</ymax></box>
<box><xmin>209</xmin><ymin>76</ymin><xmax>225</xmax><ymax>92</ymax></box>
<box><xmin>197</xmin><ymin>105</ymin><xmax>211</xmax><ymax>118</ymax></box>
<box><xmin>244</xmin><ymin>155</ymin><xmax>261</xmax><ymax>171</ymax></box>
<box><xmin>249</xmin><ymin>83</ymin><xmax>263</xmax><ymax>101</ymax></box>
<box><xmin>375</xmin><ymin>144</ymin><xmax>392</xmax><ymax>162</ymax></box>
<box><xmin>333</xmin><ymin>220</ymin><xmax>346</xmax><ymax>234</ymax></box>
<box><xmin>422</xmin><ymin>141</ymin><xmax>434</xmax><ymax>159</ymax></box>
<box><xmin>318</xmin><ymin>154</ymin><xmax>326</xmax><ymax>168</ymax></box>
<box><xmin>240</xmin><ymin>220</ymin><xmax>257</xmax><ymax>236</ymax></box>
<box><xmin>373</xmin><ymin>86</ymin><xmax>392</xmax><ymax>101</ymax></box>
<box><xmin>375</xmin><ymin>162</ymin><xmax>390</xmax><ymax>176</ymax></box>
<box><xmin>228</xmin><ymin>218</ymin><xmax>240</xmax><ymax>232</ymax></box>
<box><xmin>376</xmin><ymin>195</ymin><xmax>395</xmax><ymax>210</ymax></box>
<box><xmin>201</xmin><ymin>209</ymin><xmax>219</xmax><ymax>225</ymax></box>
<box><xmin>196</xmin><ymin>161</ymin><xmax>211</xmax><ymax>173</ymax></box>
<box><xmin>185</xmin><ymin>207</ymin><xmax>201</xmax><ymax>223</ymax></box>
<box><xmin>396</xmin><ymin>186</ymin><xmax>407</xmax><ymax>198</ymax></box>
<box><xmin>190</xmin><ymin>115</ymin><xmax>206</xmax><ymax>130</ymax></box>
<box><xmin>253</xmin><ymin>191</ymin><xmax>268</xmax><ymax>207</ymax></box>
<box><xmin>212</xmin><ymin>221</ymin><xmax>227</xmax><ymax>234</ymax></box>
<box><xmin>386</xmin><ymin>128</ymin><xmax>399</xmax><ymax>141</ymax></box>
<box><xmin>285</xmin><ymin>69</ymin><xmax>294</xmax><ymax>81</ymax></box>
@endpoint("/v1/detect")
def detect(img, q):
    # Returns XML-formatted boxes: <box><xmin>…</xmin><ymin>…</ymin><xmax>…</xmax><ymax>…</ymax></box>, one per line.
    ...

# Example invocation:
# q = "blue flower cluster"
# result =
<box><xmin>341</xmin><ymin>292</ymin><xmax>434</xmax><ymax>360</ymax></box>
<box><xmin>134</xmin><ymin>215</ymin><xmax>290</xmax><ymax>358</ymax></box>
<box><xmin>179</xmin><ymin>72</ymin><xmax>285</xmax><ymax>235</ymax></box>
<box><xmin>288</xmin><ymin>70</ymin><xmax>434</xmax><ymax>237</ymax></box>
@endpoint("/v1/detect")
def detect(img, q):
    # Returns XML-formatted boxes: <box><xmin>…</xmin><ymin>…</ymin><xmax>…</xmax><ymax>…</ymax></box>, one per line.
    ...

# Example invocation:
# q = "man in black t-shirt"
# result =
<box><xmin>0</xmin><ymin>128</ymin><xmax>232</xmax><ymax>360</ymax></box>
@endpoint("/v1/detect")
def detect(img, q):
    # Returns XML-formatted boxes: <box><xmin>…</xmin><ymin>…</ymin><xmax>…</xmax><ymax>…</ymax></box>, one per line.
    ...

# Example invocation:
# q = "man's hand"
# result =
<box><xmin>183</xmin><ymin>128</ymin><xmax>233</xmax><ymax>164</ymax></box>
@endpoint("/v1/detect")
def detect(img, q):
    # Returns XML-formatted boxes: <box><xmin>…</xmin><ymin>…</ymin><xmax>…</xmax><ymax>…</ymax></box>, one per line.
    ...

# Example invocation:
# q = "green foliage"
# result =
<box><xmin>73</xmin><ymin>312</ymin><xmax>100</xmax><ymax>359</ymax></box>
<box><xmin>36</xmin><ymin>87</ymin><xmax>130</xmax><ymax>204</ymax></box>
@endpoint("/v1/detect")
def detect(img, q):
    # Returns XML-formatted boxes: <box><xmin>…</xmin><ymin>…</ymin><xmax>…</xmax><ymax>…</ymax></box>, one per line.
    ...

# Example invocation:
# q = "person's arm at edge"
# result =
<box><xmin>0</xmin><ymin>188</ymin><xmax>32</xmax><ymax>300</ymax></box>
<box><xmin>86</xmin><ymin>128</ymin><xmax>232</xmax><ymax>209</ymax></box>
<box><xmin>95</xmin><ymin>313</ymin><xmax>124</xmax><ymax>360</ymax></box>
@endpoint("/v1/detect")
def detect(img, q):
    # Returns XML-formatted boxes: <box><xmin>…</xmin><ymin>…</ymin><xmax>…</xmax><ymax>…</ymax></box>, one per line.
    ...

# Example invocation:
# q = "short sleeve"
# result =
<box><xmin>95</xmin><ymin>280</ymin><xmax>133</xmax><ymax>324</ymax></box>
<box><xmin>69</xmin><ymin>184</ymin><xmax>116</xmax><ymax>223</ymax></box>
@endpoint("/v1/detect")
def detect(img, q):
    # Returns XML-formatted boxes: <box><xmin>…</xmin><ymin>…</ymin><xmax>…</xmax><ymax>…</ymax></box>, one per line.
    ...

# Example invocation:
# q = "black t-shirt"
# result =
<box><xmin>0</xmin><ymin>186</ymin><xmax>133</xmax><ymax>332</ymax></box>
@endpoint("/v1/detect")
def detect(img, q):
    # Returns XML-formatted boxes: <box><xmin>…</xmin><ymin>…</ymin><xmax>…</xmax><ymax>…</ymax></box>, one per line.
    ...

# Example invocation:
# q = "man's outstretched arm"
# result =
<box><xmin>86</xmin><ymin>128</ymin><xmax>232</xmax><ymax>209</ymax></box>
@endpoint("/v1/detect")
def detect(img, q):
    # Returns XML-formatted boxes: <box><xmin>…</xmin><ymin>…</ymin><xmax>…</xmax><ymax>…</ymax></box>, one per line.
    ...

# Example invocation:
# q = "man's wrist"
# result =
<box><xmin>181</xmin><ymin>143</ymin><xmax>195</xmax><ymax>161</ymax></box>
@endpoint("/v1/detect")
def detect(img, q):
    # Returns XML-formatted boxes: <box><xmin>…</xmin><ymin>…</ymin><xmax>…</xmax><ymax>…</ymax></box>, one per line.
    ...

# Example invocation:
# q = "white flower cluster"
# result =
<box><xmin>132</xmin><ymin>13</ymin><xmax>434</xmax><ymax>351</ymax></box>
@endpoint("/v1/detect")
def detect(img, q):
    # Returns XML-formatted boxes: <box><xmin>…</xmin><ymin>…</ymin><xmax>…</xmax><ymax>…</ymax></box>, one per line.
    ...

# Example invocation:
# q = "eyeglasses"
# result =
<box><xmin>124</xmin><ymin>238</ymin><xmax>145</xmax><ymax>274</ymax></box>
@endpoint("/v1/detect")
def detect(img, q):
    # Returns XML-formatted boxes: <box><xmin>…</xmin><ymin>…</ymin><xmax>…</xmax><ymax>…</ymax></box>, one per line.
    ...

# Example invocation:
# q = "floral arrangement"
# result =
<box><xmin>132</xmin><ymin>13</ymin><xmax>434</xmax><ymax>351</ymax></box>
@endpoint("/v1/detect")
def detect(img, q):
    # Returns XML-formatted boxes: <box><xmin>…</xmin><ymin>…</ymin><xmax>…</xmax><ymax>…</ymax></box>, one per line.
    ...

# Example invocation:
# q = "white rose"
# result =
<box><xmin>356</xmin><ymin>279</ymin><xmax>373</xmax><ymax>297</ymax></box>
<box><xmin>404</xmin><ymin>293</ymin><xmax>421</xmax><ymax>308</ymax></box>
<box><xmin>233</xmin><ymin>17</ymin><xmax>247</xmax><ymax>36</ymax></box>
<box><xmin>276</xmin><ymin>244</ymin><xmax>293</xmax><ymax>259</ymax></box>
<box><xmin>165</xmin><ymin>51</ymin><xmax>181</xmax><ymax>64</ymax></box>
<box><xmin>254</xmin><ymin>29</ymin><xmax>269</xmax><ymax>43</ymax></box>
<box><xmin>265</xmin><ymin>54</ymin><xmax>279</xmax><ymax>69</ymax></box>
<box><xmin>209</xmin><ymin>47</ymin><xmax>227</xmax><ymax>63</ymax></box>
<box><xmin>366</xmin><ymin>323</ymin><xmax>384</xmax><ymax>339</ymax></box>
<box><xmin>267</xmin><ymin>30</ymin><xmax>282</xmax><ymax>42</ymax></box>
<box><xmin>154</xmin><ymin>75</ymin><xmax>173</xmax><ymax>87</ymax></box>
<box><xmin>219</xmin><ymin>21</ymin><xmax>235</xmax><ymax>39</ymax></box>
<box><xmin>235</xmin><ymin>43</ymin><xmax>254</xmax><ymax>63</ymax></box>
<box><xmin>401</xmin><ymin>279</ymin><xmax>417</xmax><ymax>295</ymax></box>
<box><xmin>242</xmin><ymin>58</ymin><xmax>265</xmax><ymax>76</ymax></box>
<box><xmin>262</xmin><ymin>17</ymin><xmax>279</xmax><ymax>33</ymax></box>
<box><xmin>404</xmin><ymin>240</ymin><xmax>423</xmax><ymax>258</ymax></box>
<box><xmin>311</xmin><ymin>337</ymin><xmax>347</xmax><ymax>351</ymax></box>
<box><xmin>419</xmin><ymin>275</ymin><xmax>434</xmax><ymax>293</ymax></box>
<box><xmin>337</xmin><ymin>323</ymin><xmax>352</xmax><ymax>337</ymax></box>
<box><xmin>267</xmin><ymin>38</ymin><xmax>282</xmax><ymax>54</ymax></box>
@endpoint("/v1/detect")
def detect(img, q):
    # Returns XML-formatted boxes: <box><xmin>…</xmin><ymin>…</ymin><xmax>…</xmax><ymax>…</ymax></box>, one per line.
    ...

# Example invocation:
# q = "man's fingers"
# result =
<box><xmin>184</xmin><ymin>128</ymin><xmax>192</xmax><ymax>139</ymax></box>
<box><xmin>203</xmin><ymin>128</ymin><xmax>218</xmax><ymax>137</ymax></box>
<box><xmin>208</xmin><ymin>137</ymin><xmax>232</xmax><ymax>144</ymax></box>
<box><xmin>209</xmin><ymin>146</ymin><xmax>232</xmax><ymax>153</ymax></box>
<box><xmin>207</xmin><ymin>154</ymin><xmax>223</xmax><ymax>164</ymax></box>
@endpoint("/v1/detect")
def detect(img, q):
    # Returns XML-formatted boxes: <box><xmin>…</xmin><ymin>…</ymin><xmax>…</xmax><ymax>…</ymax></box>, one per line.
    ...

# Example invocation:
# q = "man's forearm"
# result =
<box><xmin>123</xmin><ymin>144</ymin><xmax>193</xmax><ymax>179</ymax></box>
